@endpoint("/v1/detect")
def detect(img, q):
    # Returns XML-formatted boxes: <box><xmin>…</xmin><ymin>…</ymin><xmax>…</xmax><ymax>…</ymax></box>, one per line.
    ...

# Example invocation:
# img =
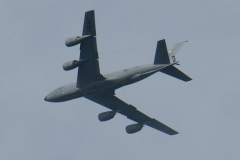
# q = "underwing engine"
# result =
<box><xmin>98</xmin><ymin>111</ymin><xmax>116</xmax><ymax>121</ymax></box>
<box><xmin>65</xmin><ymin>35</ymin><xmax>90</xmax><ymax>47</ymax></box>
<box><xmin>62</xmin><ymin>59</ymin><xmax>87</xmax><ymax>71</ymax></box>
<box><xmin>126</xmin><ymin>124</ymin><xmax>143</xmax><ymax>134</ymax></box>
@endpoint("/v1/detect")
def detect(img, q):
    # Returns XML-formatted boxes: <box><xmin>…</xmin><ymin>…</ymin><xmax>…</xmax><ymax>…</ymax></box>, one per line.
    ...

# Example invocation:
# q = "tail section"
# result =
<box><xmin>160</xmin><ymin>66</ymin><xmax>192</xmax><ymax>82</ymax></box>
<box><xmin>154</xmin><ymin>39</ymin><xmax>192</xmax><ymax>82</ymax></box>
<box><xmin>168</xmin><ymin>41</ymin><xmax>188</xmax><ymax>63</ymax></box>
<box><xmin>154</xmin><ymin>39</ymin><xmax>170</xmax><ymax>64</ymax></box>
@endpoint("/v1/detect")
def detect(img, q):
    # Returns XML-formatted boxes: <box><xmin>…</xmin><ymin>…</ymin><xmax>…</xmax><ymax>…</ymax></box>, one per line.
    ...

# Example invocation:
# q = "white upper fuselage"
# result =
<box><xmin>44</xmin><ymin>64</ymin><xmax>167</xmax><ymax>102</ymax></box>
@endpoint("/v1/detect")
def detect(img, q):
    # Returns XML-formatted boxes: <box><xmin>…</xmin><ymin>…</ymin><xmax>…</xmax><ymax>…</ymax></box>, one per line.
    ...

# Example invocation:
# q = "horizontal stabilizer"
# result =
<box><xmin>160</xmin><ymin>66</ymin><xmax>192</xmax><ymax>82</ymax></box>
<box><xmin>154</xmin><ymin>39</ymin><xmax>170</xmax><ymax>64</ymax></box>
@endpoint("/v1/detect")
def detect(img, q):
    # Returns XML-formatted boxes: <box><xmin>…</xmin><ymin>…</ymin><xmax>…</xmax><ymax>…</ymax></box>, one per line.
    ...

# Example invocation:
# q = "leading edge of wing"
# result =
<box><xmin>85</xmin><ymin>93</ymin><xmax>178</xmax><ymax>135</ymax></box>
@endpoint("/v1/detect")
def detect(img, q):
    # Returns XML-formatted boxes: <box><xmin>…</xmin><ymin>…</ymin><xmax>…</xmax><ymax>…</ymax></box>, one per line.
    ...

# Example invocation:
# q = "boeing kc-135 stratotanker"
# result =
<box><xmin>45</xmin><ymin>10</ymin><xmax>191</xmax><ymax>135</ymax></box>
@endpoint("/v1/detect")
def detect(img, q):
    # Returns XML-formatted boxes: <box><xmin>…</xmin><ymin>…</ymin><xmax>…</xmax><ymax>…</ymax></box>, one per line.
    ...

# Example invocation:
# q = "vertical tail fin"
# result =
<box><xmin>154</xmin><ymin>39</ymin><xmax>170</xmax><ymax>64</ymax></box>
<box><xmin>154</xmin><ymin>39</ymin><xmax>192</xmax><ymax>82</ymax></box>
<box><xmin>168</xmin><ymin>41</ymin><xmax>188</xmax><ymax>63</ymax></box>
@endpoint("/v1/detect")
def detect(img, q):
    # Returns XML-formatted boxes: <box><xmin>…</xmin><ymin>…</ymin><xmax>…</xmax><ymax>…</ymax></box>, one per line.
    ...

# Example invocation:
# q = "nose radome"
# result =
<box><xmin>44</xmin><ymin>91</ymin><xmax>59</xmax><ymax>102</ymax></box>
<box><xmin>44</xmin><ymin>95</ymin><xmax>51</xmax><ymax>102</ymax></box>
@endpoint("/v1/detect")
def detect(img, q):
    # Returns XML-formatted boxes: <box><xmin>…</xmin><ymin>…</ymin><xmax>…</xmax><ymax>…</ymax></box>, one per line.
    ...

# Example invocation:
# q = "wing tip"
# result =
<box><xmin>183</xmin><ymin>77</ymin><xmax>192</xmax><ymax>82</ymax></box>
<box><xmin>86</xmin><ymin>10</ymin><xmax>94</xmax><ymax>13</ymax></box>
<box><xmin>169</xmin><ymin>131</ymin><xmax>179</xmax><ymax>135</ymax></box>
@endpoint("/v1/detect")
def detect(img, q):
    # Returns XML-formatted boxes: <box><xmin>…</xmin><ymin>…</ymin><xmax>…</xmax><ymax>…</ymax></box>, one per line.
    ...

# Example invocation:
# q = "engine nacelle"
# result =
<box><xmin>98</xmin><ymin>111</ymin><xmax>116</xmax><ymax>122</ymax></box>
<box><xmin>126</xmin><ymin>124</ymin><xmax>143</xmax><ymax>134</ymax></box>
<box><xmin>65</xmin><ymin>35</ymin><xmax>90</xmax><ymax>47</ymax></box>
<box><xmin>62</xmin><ymin>60</ymin><xmax>80</xmax><ymax>71</ymax></box>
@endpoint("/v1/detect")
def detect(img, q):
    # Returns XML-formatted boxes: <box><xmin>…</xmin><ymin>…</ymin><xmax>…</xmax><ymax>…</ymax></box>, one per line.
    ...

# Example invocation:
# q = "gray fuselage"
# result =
<box><xmin>45</xmin><ymin>64</ymin><xmax>166</xmax><ymax>102</ymax></box>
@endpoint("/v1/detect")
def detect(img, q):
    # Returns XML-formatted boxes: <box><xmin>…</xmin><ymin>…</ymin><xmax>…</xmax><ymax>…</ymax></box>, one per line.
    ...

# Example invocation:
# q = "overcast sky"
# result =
<box><xmin>1</xmin><ymin>0</ymin><xmax>240</xmax><ymax>159</ymax></box>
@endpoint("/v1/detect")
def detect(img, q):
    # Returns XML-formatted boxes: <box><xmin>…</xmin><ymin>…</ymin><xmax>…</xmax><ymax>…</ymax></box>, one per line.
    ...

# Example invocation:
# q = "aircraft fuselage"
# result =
<box><xmin>45</xmin><ymin>64</ymin><xmax>166</xmax><ymax>102</ymax></box>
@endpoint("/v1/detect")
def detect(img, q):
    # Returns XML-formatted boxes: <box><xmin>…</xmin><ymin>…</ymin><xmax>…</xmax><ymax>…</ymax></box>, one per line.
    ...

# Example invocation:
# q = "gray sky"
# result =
<box><xmin>1</xmin><ymin>0</ymin><xmax>240</xmax><ymax>159</ymax></box>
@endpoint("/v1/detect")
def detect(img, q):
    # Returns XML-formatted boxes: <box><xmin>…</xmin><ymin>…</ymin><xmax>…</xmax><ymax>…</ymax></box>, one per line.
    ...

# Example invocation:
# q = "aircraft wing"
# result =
<box><xmin>85</xmin><ymin>92</ymin><xmax>178</xmax><ymax>135</ymax></box>
<box><xmin>77</xmin><ymin>10</ymin><xmax>104</xmax><ymax>87</ymax></box>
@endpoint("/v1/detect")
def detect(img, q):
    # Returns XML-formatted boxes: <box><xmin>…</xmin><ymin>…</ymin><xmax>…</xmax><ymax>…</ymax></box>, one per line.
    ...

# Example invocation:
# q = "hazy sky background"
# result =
<box><xmin>1</xmin><ymin>0</ymin><xmax>240</xmax><ymax>159</ymax></box>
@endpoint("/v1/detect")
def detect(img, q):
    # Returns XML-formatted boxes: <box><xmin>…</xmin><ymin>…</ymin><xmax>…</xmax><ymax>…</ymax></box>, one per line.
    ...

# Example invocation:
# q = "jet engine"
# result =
<box><xmin>126</xmin><ymin>124</ymin><xmax>143</xmax><ymax>134</ymax></box>
<box><xmin>62</xmin><ymin>60</ymin><xmax>81</xmax><ymax>71</ymax></box>
<box><xmin>98</xmin><ymin>111</ymin><xmax>116</xmax><ymax>121</ymax></box>
<box><xmin>65</xmin><ymin>35</ymin><xmax>90</xmax><ymax>47</ymax></box>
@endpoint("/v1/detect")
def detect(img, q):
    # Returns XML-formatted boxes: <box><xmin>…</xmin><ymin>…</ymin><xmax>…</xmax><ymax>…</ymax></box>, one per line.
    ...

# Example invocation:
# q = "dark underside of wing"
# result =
<box><xmin>77</xmin><ymin>10</ymin><xmax>104</xmax><ymax>87</ymax></box>
<box><xmin>85</xmin><ymin>92</ymin><xmax>178</xmax><ymax>135</ymax></box>
<box><xmin>77</xmin><ymin>36</ymin><xmax>104</xmax><ymax>87</ymax></box>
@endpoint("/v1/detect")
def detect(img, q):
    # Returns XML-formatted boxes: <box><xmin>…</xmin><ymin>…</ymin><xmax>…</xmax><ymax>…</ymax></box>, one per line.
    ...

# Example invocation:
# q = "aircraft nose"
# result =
<box><xmin>44</xmin><ymin>94</ymin><xmax>51</xmax><ymax>102</ymax></box>
<box><xmin>44</xmin><ymin>91</ymin><xmax>59</xmax><ymax>102</ymax></box>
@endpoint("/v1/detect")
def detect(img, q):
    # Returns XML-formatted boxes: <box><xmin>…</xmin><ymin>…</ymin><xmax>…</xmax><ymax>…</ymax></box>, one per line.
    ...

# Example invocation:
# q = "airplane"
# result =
<box><xmin>44</xmin><ymin>10</ymin><xmax>191</xmax><ymax>135</ymax></box>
